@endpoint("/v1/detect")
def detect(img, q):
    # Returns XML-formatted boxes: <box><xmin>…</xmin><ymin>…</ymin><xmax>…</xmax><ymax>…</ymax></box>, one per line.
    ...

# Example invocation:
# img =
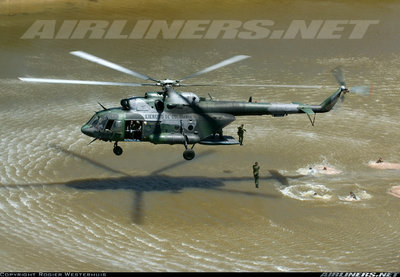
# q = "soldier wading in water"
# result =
<box><xmin>253</xmin><ymin>162</ymin><xmax>260</xmax><ymax>188</ymax></box>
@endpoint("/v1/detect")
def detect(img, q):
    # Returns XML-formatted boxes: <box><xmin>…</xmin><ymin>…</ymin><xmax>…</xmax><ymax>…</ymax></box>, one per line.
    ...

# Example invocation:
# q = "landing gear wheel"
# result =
<box><xmin>113</xmin><ymin>145</ymin><xmax>123</xmax><ymax>156</ymax></box>
<box><xmin>183</xmin><ymin>149</ymin><xmax>195</xmax><ymax>160</ymax></box>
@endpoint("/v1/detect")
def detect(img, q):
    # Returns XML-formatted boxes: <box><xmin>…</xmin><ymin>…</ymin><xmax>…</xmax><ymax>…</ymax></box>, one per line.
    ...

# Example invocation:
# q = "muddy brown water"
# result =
<box><xmin>0</xmin><ymin>0</ymin><xmax>399</xmax><ymax>272</ymax></box>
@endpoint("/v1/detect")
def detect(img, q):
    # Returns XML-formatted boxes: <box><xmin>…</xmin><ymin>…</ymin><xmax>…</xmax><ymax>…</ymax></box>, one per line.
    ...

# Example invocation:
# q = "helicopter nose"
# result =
<box><xmin>81</xmin><ymin>125</ymin><xmax>95</xmax><ymax>137</ymax></box>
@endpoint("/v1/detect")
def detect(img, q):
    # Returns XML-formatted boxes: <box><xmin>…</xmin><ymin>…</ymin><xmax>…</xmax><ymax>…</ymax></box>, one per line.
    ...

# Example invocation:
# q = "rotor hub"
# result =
<box><xmin>159</xmin><ymin>79</ymin><xmax>180</xmax><ymax>86</ymax></box>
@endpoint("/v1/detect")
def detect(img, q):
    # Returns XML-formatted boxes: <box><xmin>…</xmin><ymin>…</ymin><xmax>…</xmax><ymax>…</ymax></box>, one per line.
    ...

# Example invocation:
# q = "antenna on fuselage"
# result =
<box><xmin>97</xmin><ymin>102</ymin><xmax>107</xmax><ymax>110</ymax></box>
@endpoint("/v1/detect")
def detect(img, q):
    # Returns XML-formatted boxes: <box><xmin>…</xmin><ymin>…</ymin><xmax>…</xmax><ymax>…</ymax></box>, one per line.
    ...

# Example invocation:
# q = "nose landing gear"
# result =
<box><xmin>113</xmin><ymin>142</ymin><xmax>123</xmax><ymax>156</ymax></box>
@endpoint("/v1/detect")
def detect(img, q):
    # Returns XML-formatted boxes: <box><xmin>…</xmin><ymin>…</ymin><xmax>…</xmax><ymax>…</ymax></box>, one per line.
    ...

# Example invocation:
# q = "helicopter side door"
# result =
<box><xmin>124</xmin><ymin>120</ymin><xmax>143</xmax><ymax>141</ymax></box>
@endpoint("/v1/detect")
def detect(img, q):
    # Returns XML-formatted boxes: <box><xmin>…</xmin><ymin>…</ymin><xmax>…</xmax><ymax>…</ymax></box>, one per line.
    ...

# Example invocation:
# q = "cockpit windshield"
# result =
<box><xmin>87</xmin><ymin>115</ymin><xmax>99</xmax><ymax>127</ymax></box>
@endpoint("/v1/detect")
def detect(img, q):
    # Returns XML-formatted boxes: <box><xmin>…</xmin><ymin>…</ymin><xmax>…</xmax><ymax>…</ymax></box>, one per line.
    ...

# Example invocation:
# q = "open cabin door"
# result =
<box><xmin>124</xmin><ymin>120</ymin><xmax>143</xmax><ymax>140</ymax></box>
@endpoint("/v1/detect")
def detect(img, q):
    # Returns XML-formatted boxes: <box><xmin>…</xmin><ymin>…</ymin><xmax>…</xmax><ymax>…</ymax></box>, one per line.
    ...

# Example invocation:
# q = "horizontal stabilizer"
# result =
<box><xmin>299</xmin><ymin>107</ymin><xmax>315</xmax><ymax>115</ymax></box>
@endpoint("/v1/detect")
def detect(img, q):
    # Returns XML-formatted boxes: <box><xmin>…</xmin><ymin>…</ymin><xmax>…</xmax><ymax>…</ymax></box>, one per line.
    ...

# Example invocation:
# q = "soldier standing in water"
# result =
<box><xmin>253</xmin><ymin>162</ymin><xmax>260</xmax><ymax>188</ymax></box>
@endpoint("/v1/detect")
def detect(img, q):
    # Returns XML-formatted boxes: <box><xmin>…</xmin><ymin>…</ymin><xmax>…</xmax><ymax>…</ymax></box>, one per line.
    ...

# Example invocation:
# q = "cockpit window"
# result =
<box><xmin>98</xmin><ymin>117</ymin><xmax>108</xmax><ymax>130</ymax></box>
<box><xmin>87</xmin><ymin>115</ymin><xmax>99</xmax><ymax>126</ymax></box>
<box><xmin>105</xmin><ymin>120</ymin><xmax>115</xmax><ymax>130</ymax></box>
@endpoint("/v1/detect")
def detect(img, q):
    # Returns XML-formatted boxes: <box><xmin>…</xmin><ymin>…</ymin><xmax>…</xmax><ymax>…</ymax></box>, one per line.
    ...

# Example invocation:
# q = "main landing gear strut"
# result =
<box><xmin>183</xmin><ymin>148</ymin><xmax>195</xmax><ymax>161</ymax></box>
<box><xmin>112</xmin><ymin>140</ymin><xmax>195</xmax><ymax>160</ymax></box>
<box><xmin>183</xmin><ymin>137</ymin><xmax>195</xmax><ymax>161</ymax></box>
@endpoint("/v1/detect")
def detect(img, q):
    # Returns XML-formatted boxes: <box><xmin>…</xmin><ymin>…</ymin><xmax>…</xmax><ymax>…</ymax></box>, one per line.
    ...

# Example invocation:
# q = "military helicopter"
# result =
<box><xmin>19</xmin><ymin>51</ymin><xmax>370</xmax><ymax>160</ymax></box>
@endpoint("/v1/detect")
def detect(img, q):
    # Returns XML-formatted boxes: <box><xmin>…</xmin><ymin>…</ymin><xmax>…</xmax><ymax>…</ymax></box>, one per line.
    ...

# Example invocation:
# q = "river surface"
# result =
<box><xmin>0</xmin><ymin>0</ymin><xmax>399</xmax><ymax>272</ymax></box>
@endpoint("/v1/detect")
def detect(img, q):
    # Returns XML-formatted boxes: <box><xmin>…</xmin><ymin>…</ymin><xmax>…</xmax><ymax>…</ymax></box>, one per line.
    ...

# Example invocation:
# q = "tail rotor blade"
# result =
<box><xmin>349</xmin><ymin>85</ymin><xmax>371</xmax><ymax>95</ymax></box>
<box><xmin>332</xmin><ymin>92</ymin><xmax>345</xmax><ymax>111</ymax></box>
<box><xmin>340</xmin><ymin>93</ymin><xmax>345</xmax><ymax>102</ymax></box>
<box><xmin>332</xmin><ymin>66</ymin><xmax>346</xmax><ymax>88</ymax></box>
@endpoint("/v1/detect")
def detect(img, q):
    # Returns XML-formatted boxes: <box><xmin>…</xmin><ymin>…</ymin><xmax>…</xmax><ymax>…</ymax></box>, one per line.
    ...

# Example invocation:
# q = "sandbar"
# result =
<box><xmin>315</xmin><ymin>165</ymin><xmax>342</xmax><ymax>175</ymax></box>
<box><xmin>368</xmin><ymin>162</ymin><xmax>400</xmax><ymax>170</ymax></box>
<box><xmin>389</xmin><ymin>186</ymin><xmax>400</xmax><ymax>198</ymax></box>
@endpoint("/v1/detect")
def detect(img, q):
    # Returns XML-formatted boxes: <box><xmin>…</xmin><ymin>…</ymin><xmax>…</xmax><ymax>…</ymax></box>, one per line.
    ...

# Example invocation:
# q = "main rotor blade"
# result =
<box><xmin>179</xmin><ymin>55</ymin><xmax>250</xmax><ymax>81</ymax></box>
<box><xmin>19</xmin><ymin>77</ymin><xmax>156</xmax><ymax>87</ymax></box>
<box><xmin>70</xmin><ymin>51</ymin><xmax>159</xmax><ymax>82</ymax></box>
<box><xmin>181</xmin><ymin>83</ymin><xmax>324</xmax><ymax>89</ymax></box>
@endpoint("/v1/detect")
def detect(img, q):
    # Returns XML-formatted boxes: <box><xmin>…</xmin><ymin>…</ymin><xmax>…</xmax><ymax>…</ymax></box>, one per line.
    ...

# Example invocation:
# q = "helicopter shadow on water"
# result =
<box><xmin>2</xmin><ymin>144</ymin><xmax>305</xmax><ymax>224</ymax></box>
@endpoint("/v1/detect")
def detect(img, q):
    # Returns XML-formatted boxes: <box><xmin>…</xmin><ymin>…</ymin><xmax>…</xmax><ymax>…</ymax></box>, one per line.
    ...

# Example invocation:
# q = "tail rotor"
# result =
<box><xmin>332</xmin><ymin>66</ymin><xmax>371</xmax><ymax>107</ymax></box>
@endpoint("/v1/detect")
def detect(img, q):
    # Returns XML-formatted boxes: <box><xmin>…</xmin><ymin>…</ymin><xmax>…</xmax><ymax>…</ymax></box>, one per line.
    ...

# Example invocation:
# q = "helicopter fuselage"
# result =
<box><xmin>81</xmin><ymin>92</ymin><xmax>236</xmax><ymax>145</ymax></box>
<box><xmin>80</xmin><ymin>88</ymin><xmax>342</xmax><ymax>150</ymax></box>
